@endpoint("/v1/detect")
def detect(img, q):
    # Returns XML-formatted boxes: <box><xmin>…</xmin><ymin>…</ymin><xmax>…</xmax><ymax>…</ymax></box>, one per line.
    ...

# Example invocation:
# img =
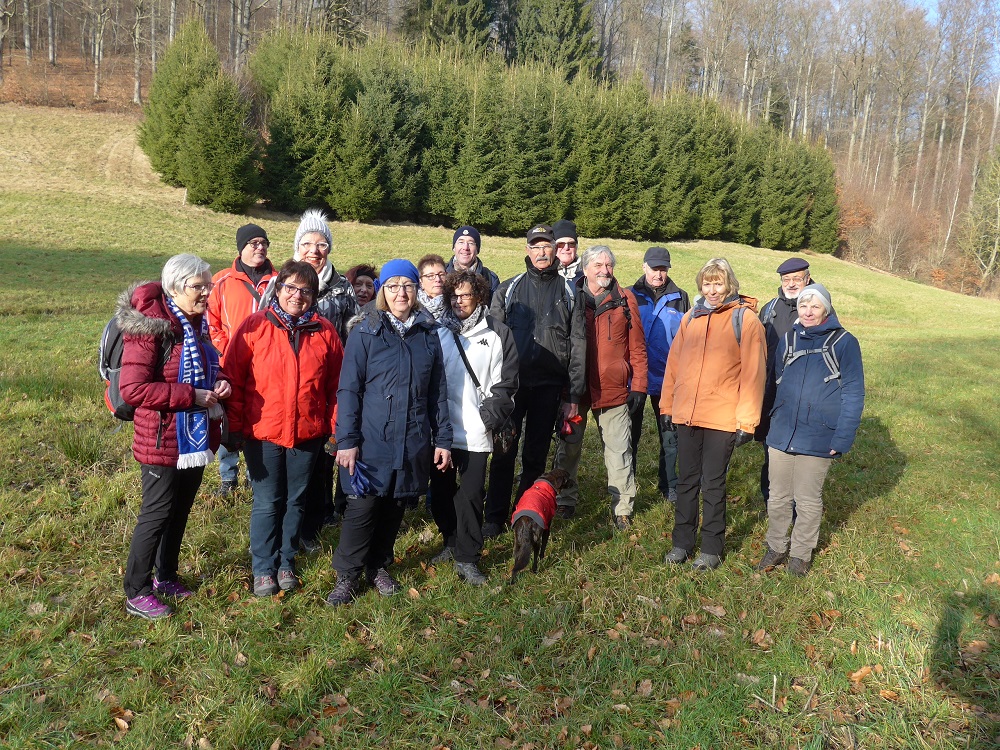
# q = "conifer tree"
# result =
<box><xmin>690</xmin><ymin>109</ymin><xmax>739</xmax><ymax>239</ymax></box>
<box><xmin>654</xmin><ymin>99</ymin><xmax>699</xmax><ymax>239</ymax></box>
<box><xmin>806</xmin><ymin>149</ymin><xmax>841</xmax><ymax>254</ymax></box>
<box><xmin>758</xmin><ymin>144</ymin><xmax>810</xmax><ymax>250</ymax></box>
<box><xmin>139</xmin><ymin>20</ymin><xmax>220</xmax><ymax>185</ymax></box>
<box><xmin>400</xmin><ymin>0</ymin><xmax>493</xmax><ymax>52</ymax></box>
<box><xmin>176</xmin><ymin>73</ymin><xmax>261</xmax><ymax>213</ymax></box>
<box><xmin>515</xmin><ymin>0</ymin><xmax>601</xmax><ymax>81</ymax></box>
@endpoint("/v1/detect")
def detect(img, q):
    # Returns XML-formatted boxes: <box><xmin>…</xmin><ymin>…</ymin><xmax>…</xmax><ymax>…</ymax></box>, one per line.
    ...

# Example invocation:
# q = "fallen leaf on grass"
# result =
<box><xmin>27</xmin><ymin>602</ymin><xmax>46</xmax><ymax>616</ymax></box>
<box><xmin>407</xmin><ymin>588</ymin><xmax>421</xmax><ymax>599</ymax></box>
<box><xmin>964</xmin><ymin>640</ymin><xmax>988</xmax><ymax>655</ymax></box>
<box><xmin>987</xmin><ymin>614</ymin><xmax>1000</xmax><ymax>629</ymax></box>
<box><xmin>879</xmin><ymin>689</ymin><xmax>900</xmax><ymax>701</ymax></box>
<box><xmin>612</xmin><ymin>703</ymin><xmax>631</xmax><ymax>713</ymax></box>
<box><xmin>606</xmin><ymin>629</ymin><xmax>620</xmax><ymax>640</ymax></box>
<box><xmin>636</xmin><ymin>679</ymin><xmax>653</xmax><ymax>697</ymax></box>
<box><xmin>848</xmin><ymin>666</ymin><xmax>872</xmax><ymax>683</ymax></box>
<box><xmin>269</xmin><ymin>739</ymin><xmax>281</xmax><ymax>750</ymax></box>
<box><xmin>702</xmin><ymin>605</ymin><xmax>726</xmax><ymax>618</ymax></box>
<box><xmin>234</xmin><ymin>652</ymin><xmax>248</xmax><ymax>667</ymax></box>
<box><xmin>542</xmin><ymin>628</ymin><xmax>564</xmax><ymax>647</ymax></box>
<box><xmin>198</xmin><ymin>739</ymin><xmax>213</xmax><ymax>750</ymax></box>
<box><xmin>750</xmin><ymin>629</ymin><xmax>773</xmax><ymax>649</ymax></box>
<box><xmin>850</xmin><ymin>640</ymin><xmax>858</xmax><ymax>655</ymax></box>
<box><xmin>984</xmin><ymin>573</ymin><xmax>1000</xmax><ymax>586</ymax></box>
<box><xmin>114</xmin><ymin>717</ymin><xmax>130</xmax><ymax>732</ymax></box>
<box><xmin>586</xmin><ymin>645</ymin><xmax>597</xmax><ymax>661</ymax></box>
<box><xmin>682</xmin><ymin>613</ymin><xmax>705</xmax><ymax>626</ymax></box>
<box><xmin>734</xmin><ymin>673</ymin><xmax>760</xmax><ymax>684</ymax></box>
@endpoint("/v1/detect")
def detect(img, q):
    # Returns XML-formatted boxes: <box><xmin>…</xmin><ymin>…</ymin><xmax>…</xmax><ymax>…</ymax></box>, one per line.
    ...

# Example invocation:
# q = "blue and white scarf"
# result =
<box><xmin>166</xmin><ymin>296</ymin><xmax>220</xmax><ymax>469</ymax></box>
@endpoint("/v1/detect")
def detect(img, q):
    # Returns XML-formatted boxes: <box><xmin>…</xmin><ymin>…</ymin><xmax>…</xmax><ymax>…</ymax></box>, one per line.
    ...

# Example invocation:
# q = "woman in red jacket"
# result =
<box><xmin>224</xmin><ymin>261</ymin><xmax>344</xmax><ymax>597</ymax></box>
<box><xmin>118</xmin><ymin>254</ymin><xmax>231</xmax><ymax>620</ymax></box>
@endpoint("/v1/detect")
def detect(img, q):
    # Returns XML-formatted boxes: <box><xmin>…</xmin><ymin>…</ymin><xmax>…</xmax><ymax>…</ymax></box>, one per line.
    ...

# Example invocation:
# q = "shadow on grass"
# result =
<box><xmin>929</xmin><ymin>590</ymin><xmax>1000</xmax><ymax>749</ymax></box>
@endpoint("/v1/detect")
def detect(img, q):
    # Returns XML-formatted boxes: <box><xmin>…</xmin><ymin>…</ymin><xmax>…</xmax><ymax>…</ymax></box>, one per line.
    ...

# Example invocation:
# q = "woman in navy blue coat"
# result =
<box><xmin>327</xmin><ymin>259</ymin><xmax>452</xmax><ymax>606</ymax></box>
<box><xmin>757</xmin><ymin>283</ymin><xmax>865</xmax><ymax>576</ymax></box>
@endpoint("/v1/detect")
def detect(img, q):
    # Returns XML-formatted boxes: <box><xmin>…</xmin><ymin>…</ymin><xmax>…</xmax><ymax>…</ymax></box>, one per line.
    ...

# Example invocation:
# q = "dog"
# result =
<box><xmin>510</xmin><ymin>469</ymin><xmax>570</xmax><ymax>583</ymax></box>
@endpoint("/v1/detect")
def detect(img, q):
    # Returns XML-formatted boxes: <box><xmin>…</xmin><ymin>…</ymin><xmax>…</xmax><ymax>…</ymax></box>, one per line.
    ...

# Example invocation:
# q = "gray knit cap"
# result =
<box><xmin>293</xmin><ymin>208</ymin><xmax>333</xmax><ymax>260</ymax></box>
<box><xmin>797</xmin><ymin>283</ymin><xmax>832</xmax><ymax>313</ymax></box>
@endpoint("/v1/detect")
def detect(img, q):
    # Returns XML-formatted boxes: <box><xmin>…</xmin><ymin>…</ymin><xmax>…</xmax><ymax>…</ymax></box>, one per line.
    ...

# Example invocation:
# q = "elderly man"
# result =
<box><xmin>208</xmin><ymin>223</ymin><xmax>276</xmax><ymax>497</ymax></box>
<box><xmin>553</xmin><ymin>219</ymin><xmax>584</xmax><ymax>283</ymax></box>
<box><xmin>445</xmin><ymin>225</ymin><xmax>500</xmax><ymax>300</ymax></box>
<box><xmin>757</xmin><ymin>257</ymin><xmax>812</xmax><ymax>500</ymax></box>
<box><xmin>484</xmin><ymin>224</ymin><xmax>586</xmax><ymax>537</ymax></box>
<box><xmin>628</xmin><ymin>247</ymin><xmax>688</xmax><ymax>503</ymax></box>
<box><xmin>553</xmin><ymin>245</ymin><xmax>647</xmax><ymax>530</ymax></box>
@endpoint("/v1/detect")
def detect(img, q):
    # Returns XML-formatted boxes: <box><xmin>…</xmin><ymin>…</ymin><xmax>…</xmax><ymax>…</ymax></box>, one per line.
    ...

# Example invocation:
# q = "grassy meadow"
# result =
<box><xmin>1</xmin><ymin>103</ymin><xmax>998</xmax><ymax>749</ymax></box>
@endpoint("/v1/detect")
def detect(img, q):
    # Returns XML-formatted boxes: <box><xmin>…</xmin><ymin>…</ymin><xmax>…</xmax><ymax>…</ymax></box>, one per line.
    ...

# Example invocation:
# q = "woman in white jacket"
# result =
<box><xmin>431</xmin><ymin>270</ymin><xmax>519</xmax><ymax>585</ymax></box>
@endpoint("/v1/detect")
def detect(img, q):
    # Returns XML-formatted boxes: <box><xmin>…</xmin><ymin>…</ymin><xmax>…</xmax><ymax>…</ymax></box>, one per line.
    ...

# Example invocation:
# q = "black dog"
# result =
<box><xmin>510</xmin><ymin>469</ymin><xmax>570</xmax><ymax>583</ymax></box>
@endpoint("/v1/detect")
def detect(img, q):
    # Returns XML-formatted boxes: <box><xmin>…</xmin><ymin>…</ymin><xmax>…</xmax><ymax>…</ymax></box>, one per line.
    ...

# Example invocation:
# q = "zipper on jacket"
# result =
<box><xmin>156</xmin><ymin>412</ymin><xmax>166</xmax><ymax>449</ymax></box>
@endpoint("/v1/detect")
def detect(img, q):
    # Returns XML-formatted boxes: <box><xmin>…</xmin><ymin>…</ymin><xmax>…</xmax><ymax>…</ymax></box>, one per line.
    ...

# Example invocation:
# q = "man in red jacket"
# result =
<box><xmin>552</xmin><ymin>245</ymin><xmax>648</xmax><ymax>530</ymax></box>
<box><xmin>208</xmin><ymin>223</ymin><xmax>276</xmax><ymax>496</ymax></box>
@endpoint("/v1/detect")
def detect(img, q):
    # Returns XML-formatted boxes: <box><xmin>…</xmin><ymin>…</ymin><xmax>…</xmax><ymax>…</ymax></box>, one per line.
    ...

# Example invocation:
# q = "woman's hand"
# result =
<box><xmin>337</xmin><ymin>447</ymin><xmax>359</xmax><ymax>475</ymax></box>
<box><xmin>434</xmin><ymin>448</ymin><xmax>452</xmax><ymax>471</ymax></box>
<box><xmin>194</xmin><ymin>388</ymin><xmax>219</xmax><ymax>407</ymax></box>
<box><xmin>213</xmin><ymin>380</ymin><xmax>232</xmax><ymax>400</ymax></box>
<box><xmin>562</xmin><ymin>402</ymin><xmax>579</xmax><ymax>420</ymax></box>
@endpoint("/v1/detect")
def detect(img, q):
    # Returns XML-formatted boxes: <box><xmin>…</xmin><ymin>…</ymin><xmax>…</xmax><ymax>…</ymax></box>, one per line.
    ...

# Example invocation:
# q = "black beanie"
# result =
<box><xmin>552</xmin><ymin>219</ymin><xmax>578</xmax><ymax>242</ymax></box>
<box><xmin>236</xmin><ymin>223</ymin><xmax>268</xmax><ymax>254</ymax></box>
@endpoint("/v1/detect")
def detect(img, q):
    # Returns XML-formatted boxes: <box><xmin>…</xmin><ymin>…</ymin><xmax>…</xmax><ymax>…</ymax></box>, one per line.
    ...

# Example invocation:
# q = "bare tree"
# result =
<box><xmin>22</xmin><ymin>0</ymin><xmax>31</xmax><ymax>63</ymax></box>
<box><xmin>0</xmin><ymin>0</ymin><xmax>14</xmax><ymax>83</ymax></box>
<box><xmin>91</xmin><ymin>0</ymin><xmax>111</xmax><ymax>98</ymax></box>
<box><xmin>46</xmin><ymin>0</ymin><xmax>55</xmax><ymax>64</ymax></box>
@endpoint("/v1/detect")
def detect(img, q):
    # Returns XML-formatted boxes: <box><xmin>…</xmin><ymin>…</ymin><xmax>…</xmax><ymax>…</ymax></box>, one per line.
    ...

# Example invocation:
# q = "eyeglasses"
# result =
<box><xmin>421</xmin><ymin>271</ymin><xmax>446</xmax><ymax>280</ymax></box>
<box><xmin>246</xmin><ymin>239</ymin><xmax>269</xmax><ymax>249</ymax></box>
<box><xmin>279</xmin><ymin>282</ymin><xmax>315</xmax><ymax>298</ymax></box>
<box><xmin>452</xmin><ymin>293</ymin><xmax>475</xmax><ymax>301</ymax></box>
<box><xmin>555</xmin><ymin>241</ymin><xmax>577</xmax><ymax>250</ymax></box>
<box><xmin>530</xmin><ymin>244</ymin><xmax>554</xmax><ymax>252</ymax></box>
<box><xmin>384</xmin><ymin>283</ymin><xmax>417</xmax><ymax>295</ymax></box>
<box><xmin>184</xmin><ymin>282</ymin><xmax>215</xmax><ymax>293</ymax></box>
<box><xmin>781</xmin><ymin>275</ymin><xmax>808</xmax><ymax>285</ymax></box>
<box><xmin>299</xmin><ymin>241</ymin><xmax>330</xmax><ymax>252</ymax></box>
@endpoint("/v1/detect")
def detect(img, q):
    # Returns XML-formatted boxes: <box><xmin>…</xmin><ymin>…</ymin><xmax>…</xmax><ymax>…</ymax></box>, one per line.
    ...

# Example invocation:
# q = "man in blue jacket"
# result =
<box><xmin>628</xmin><ymin>246</ymin><xmax>688</xmax><ymax>503</ymax></box>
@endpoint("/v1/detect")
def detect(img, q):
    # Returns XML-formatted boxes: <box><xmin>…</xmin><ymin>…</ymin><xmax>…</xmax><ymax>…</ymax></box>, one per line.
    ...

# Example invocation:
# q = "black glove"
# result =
<box><xmin>734</xmin><ymin>429</ymin><xmax>753</xmax><ymax>448</ymax></box>
<box><xmin>223</xmin><ymin>431</ymin><xmax>245</xmax><ymax>452</ymax></box>
<box><xmin>658</xmin><ymin>414</ymin><xmax>676</xmax><ymax>432</ymax></box>
<box><xmin>626</xmin><ymin>391</ymin><xmax>646</xmax><ymax>413</ymax></box>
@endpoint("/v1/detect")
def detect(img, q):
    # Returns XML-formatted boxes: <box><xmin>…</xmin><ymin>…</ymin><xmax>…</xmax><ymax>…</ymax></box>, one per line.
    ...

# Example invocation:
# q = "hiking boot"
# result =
<box><xmin>126</xmin><ymin>594</ymin><xmax>173</xmax><ymax>620</ymax></box>
<box><xmin>755</xmin><ymin>547</ymin><xmax>788</xmax><ymax>572</ymax></box>
<box><xmin>299</xmin><ymin>537</ymin><xmax>322</xmax><ymax>554</ymax></box>
<box><xmin>216</xmin><ymin>480</ymin><xmax>237</xmax><ymax>498</ymax></box>
<box><xmin>430</xmin><ymin>547</ymin><xmax>454</xmax><ymax>565</ymax></box>
<box><xmin>666</xmin><ymin>488</ymin><xmax>678</xmax><ymax>504</ymax></box>
<box><xmin>325</xmin><ymin>577</ymin><xmax>358</xmax><ymax>607</ymax></box>
<box><xmin>786</xmin><ymin>557</ymin><xmax>812</xmax><ymax>577</ymax></box>
<box><xmin>555</xmin><ymin>504</ymin><xmax>576</xmax><ymax>520</ymax></box>
<box><xmin>482</xmin><ymin>522</ymin><xmax>504</xmax><ymax>539</ymax></box>
<box><xmin>152</xmin><ymin>576</ymin><xmax>194</xmax><ymax>599</ymax></box>
<box><xmin>664</xmin><ymin>547</ymin><xmax>690</xmax><ymax>564</ymax></box>
<box><xmin>455</xmin><ymin>562</ymin><xmax>488</xmax><ymax>586</ymax></box>
<box><xmin>613</xmin><ymin>515</ymin><xmax>633</xmax><ymax>531</ymax></box>
<box><xmin>277</xmin><ymin>569</ymin><xmax>299</xmax><ymax>591</ymax></box>
<box><xmin>367</xmin><ymin>568</ymin><xmax>402</xmax><ymax>597</ymax></box>
<box><xmin>253</xmin><ymin>575</ymin><xmax>279</xmax><ymax>597</ymax></box>
<box><xmin>691</xmin><ymin>553</ymin><xmax>722</xmax><ymax>571</ymax></box>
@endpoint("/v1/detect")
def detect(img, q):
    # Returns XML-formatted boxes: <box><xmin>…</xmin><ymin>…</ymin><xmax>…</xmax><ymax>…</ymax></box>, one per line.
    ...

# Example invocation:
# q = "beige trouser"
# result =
<box><xmin>765</xmin><ymin>448</ymin><xmax>833</xmax><ymax>562</ymax></box>
<box><xmin>553</xmin><ymin>403</ymin><xmax>636</xmax><ymax>517</ymax></box>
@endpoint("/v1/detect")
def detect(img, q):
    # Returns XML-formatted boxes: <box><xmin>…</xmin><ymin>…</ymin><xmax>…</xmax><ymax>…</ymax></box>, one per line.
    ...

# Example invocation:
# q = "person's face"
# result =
<box><xmin>453</xmin><ymin>237</ymin><xmax>478</xmax><ymax>269</ymax></box>
<box><xmin>277</xmin><ymin>274</ymin><xmax>315</xmax><ymax>317</ymax></box>
<box><xmin>584</xmin><ymin>253</ymin><xmax>614</xmax><ymax>292</ymax></box>
<box><xmin>701</xmin><ymin>275</ymin><xmax>727</xmax><ymax>307</ymax></box>
<box><xmin>527</xmin><ymin>240</ymin><xmax>556</xmax><ymax>270</ymax></box>
<box><xmin>797</xmin><ymin>296</ymin><xmax>828</xmax><ymax>327</ymax></box>
<box><xmin>172</xmin><ymin>272</ymin><xmax>213</xmax><ymax>317</ymax></box>
<box><xmin>240</xmin><ymin>236</ymin><xmax>269</xmax><ymax>268</ymax></box>
<box><xmin>555</xmin><ymin>237</ymin><xmax>578</xmax><ymax>267</ymax></box>
<box><xmin>644</xmin><ymin>263</ymin><xmax>669</xmax><ymax>287</ymax></box>
<box><xmin>298</xmin><ymin>231</ymin><xmax>330</xmax><ymax>272</ymax></box>
<box><xmin>780</xmin><ymin>271</ymin><xmax>809</xmax><ymax>299</ymax></box>
<box><xmin>450</xmin><ymin>282</ymin><xmax>478</xmax><ymax>320</ymax></box>
<box><xmin>383</xmin><ymin>276</ymin><xmax>417</xmax><ymax>320</ymax></box>
<box><xmin>420</xmin><ymin>264</ymin><xmax>446</xmax><ymax>297</ymax></box>
<box><xmin>353</xmin><ymin>275</ymin><xmax>375</xmax><ymax>306</ymax></box>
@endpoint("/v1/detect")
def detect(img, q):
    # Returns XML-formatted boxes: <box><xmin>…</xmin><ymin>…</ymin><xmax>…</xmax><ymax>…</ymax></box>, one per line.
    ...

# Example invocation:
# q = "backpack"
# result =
<box><xmin>759</xmin><ymin>298</ymin><xmax>779</xmax><ymax>326</ymax></box>
<box><xmin>592</xmin><ymin>284</ymin><xmax>632</xmax><ymax>330</ymax></box>
<box><xmin>776</xmin><ymin>328</ymin><xmax>847</xmax><ymax>385</ymax></box>
<box><xmin>98</xmin><ymin>317</ymin><xmax>169</xmax><ymax>421</ymax></box>
<box><xmin>680</xmin><ymin>303</ymin><xmax>747</xmax><ymax>344</ymax></box>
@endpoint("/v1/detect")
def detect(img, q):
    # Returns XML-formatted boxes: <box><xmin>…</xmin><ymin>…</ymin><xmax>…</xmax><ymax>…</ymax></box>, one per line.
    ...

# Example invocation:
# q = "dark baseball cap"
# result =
<box><xmin>526</xmin><ymin>224</ymin><xmax>555</xmax><ymax>244</ymax></box>
<box><xmin>643</xmin><ymin>246</ymin><xmax>671</xmax><ymax>268</ymax></box>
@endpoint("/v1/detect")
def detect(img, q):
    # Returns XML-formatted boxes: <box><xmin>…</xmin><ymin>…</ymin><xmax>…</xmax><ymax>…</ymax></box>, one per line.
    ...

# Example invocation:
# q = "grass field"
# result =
<box><xmin>1</xmin><ymin>103</ymin><xmax>998</xmax><ymax>749</ymax></box>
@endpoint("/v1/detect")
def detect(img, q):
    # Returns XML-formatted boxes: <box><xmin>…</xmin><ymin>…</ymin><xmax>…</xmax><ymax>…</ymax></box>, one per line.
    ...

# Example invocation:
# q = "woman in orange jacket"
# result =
<box><xmin>660</xmin><ymin>258</ymin><xmax>765</xmax><ymax>571</ymax></box>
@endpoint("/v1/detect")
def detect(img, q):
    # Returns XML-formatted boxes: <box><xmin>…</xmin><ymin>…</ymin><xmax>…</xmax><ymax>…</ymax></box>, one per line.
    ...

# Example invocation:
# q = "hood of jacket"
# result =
<box><xmin>115</xmin><ymin>281</ymin><xmax>177</xmax><ymax>340</ymax></box>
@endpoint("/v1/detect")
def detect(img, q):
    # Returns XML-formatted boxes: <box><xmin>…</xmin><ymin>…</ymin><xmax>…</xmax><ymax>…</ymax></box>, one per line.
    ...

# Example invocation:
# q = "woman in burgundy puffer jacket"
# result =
<box><xmin>117</xmin><ymin>254</ymin><xmax>231</xmax><ymax>620</ymax></box>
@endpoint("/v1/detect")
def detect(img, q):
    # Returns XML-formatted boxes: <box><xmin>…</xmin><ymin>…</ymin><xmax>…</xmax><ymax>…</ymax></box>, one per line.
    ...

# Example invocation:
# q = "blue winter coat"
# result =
<box><xmin>765</xmin><ymin>312</ymin><xmax>865</xmax><ymax>457</ymax></box>
<box><xmin>336</xmin><ymin>308</ymin><xmax>452</xmax><ymax>498</ymax></box>
<box><xmin>630</xmin><ymin>279</ymin><xmax>685</xmax><ymax>397</ymax></box>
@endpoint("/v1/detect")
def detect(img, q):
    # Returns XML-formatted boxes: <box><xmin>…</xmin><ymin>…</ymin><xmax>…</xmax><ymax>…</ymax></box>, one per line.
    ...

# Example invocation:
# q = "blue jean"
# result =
<box><xmin>244</xmin><ymin>437</ymin><xmax>322</xmax><ymax>577</ymax></box>
<box><xmin>217</xmin><ymin>444</ymin><xmax>239</xmax><ymax>483</ymax></box>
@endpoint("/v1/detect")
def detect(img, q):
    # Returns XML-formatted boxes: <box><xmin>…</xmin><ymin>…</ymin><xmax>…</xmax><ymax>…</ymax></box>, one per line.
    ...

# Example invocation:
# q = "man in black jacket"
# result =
<box><xmin>483</xmin><ymin>224</ymin><xmax>587</xmax><ymax>537</ymax></box>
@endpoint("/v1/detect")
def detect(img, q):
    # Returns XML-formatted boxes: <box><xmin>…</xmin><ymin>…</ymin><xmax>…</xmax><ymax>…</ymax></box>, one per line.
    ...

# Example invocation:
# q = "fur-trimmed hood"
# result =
<box><xmin>114</xmin><ymin>281</ymin><xmax>178</xmax><ymax>341</ymax></box>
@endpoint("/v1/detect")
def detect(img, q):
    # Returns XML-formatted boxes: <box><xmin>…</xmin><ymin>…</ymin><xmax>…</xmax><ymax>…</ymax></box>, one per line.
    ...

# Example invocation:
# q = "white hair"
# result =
<box><xmin>582</xmin><ymin>245</ymin><xmax>616</xmax><ymax>269</ymax></box>
<box><xmin>162</xmin><ymin>254</ymin><xmax>210</xmax><ymax>295</ymax></box>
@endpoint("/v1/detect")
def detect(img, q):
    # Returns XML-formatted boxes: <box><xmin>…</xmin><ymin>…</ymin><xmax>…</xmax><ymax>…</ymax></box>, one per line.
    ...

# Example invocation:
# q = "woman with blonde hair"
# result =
<box><xmin>660</xmin><ymin>258</ymin><xmax>766</xmax><ymax>571</ymax></box>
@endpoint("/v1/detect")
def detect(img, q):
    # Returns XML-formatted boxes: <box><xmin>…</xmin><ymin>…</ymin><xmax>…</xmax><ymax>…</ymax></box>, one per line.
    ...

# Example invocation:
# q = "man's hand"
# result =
<box><xmin>626</xmin><ymin>391</ymin><xmax>646</xmax><ymax>413</ymax></box>
<box><xmin>337</xmin><ymin>447</ymin><xmax>359</xmax><ymax>475</ymax></box>
<box><xmin>434</xmin><ymin>448</ymin><xmax>452</xmax><ymax>471</ymax></box>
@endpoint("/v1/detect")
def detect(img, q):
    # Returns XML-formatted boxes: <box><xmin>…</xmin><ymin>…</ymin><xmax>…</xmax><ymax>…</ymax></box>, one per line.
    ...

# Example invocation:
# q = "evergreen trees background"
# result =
<box><xmin>139</xmin><ymin>26</ymin><xmax>840</xmax><ymax>253</ymax></box>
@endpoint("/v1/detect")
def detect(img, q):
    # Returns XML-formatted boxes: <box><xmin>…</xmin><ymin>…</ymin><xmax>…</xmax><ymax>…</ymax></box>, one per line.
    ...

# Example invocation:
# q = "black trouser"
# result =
<box><xmin>300</xmin><ymin>451</ymin><xmax>335</xmax><ymax>543</ymax></box>
<box><xmin>628</xmin><ymin>391</ymin><xmax>679</xmax><ymax>496</ymax></box>
<box><xmin>124</xmin><ymin>464</ymin><xmax>204</xmax><ymax>598</ymax></box>
<box><xmin>484</xmin><ymin>383</ymin><xmax>562</xmax><ymax>526</ymax></box>
<box><xmin>332</xmin><ymin>473</ymin><xmax>406</xmax><ymax>581</ymax></box>
<box><xmin>430</xmin><ymin>449</ymin><xmax>490</xmax><ymax>564</ymax></box>
<box><xmin>673</xmin><ymin>425</ymin><xmax>736</xmax><ymax>557</ymax></box>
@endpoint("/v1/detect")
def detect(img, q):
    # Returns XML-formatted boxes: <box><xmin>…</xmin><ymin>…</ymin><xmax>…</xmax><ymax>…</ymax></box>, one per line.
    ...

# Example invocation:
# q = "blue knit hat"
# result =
<box><xmin>452</xmin><ymin>226</ymin><xmax>481</xmax><ymax>248</ymax></box>
<box><xmin>379</xmin><ymin>259</ymin><xmax>419</xmax><ymax>286</ymax></box>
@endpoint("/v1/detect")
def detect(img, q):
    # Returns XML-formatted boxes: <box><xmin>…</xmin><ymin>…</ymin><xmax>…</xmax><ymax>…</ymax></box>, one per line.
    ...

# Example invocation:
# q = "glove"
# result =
<box><xmin>734</xmin><ymin>429</ymin><xmax>754</xmax><ymax>448</ymax></box>
<box><xmin>658</xmin><ymin>414</ymin><xmax>675</xmax><ymax>432</ymax></box>
<box><xmin>324</xmin><ymin>436</ymin><xmax>337</xmax><ymax>456</ymax></box>
<box><xmin>626</xmin><ymin>391</ymin><xmax>646</xmax><ymax>412</ymax></box>
<box><xmin>223</xmin><ymin>431</ymin><xmax>245</xmax><ymax>452</ymax></box>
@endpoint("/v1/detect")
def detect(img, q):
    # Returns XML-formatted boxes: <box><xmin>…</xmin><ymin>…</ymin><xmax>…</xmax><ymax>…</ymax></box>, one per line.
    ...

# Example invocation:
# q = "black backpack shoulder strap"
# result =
<box><xmin>451</xmin><ymin>330</ymin><xmax>481</xmax><ymax>389</ymax></box>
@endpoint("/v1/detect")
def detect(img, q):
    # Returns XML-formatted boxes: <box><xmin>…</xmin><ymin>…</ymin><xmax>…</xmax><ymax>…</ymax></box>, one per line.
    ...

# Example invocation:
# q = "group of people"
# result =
<box><xmin>115</xmin><ymin>212</ymin><xmax>865</xmax><ymax>620</ymax></box>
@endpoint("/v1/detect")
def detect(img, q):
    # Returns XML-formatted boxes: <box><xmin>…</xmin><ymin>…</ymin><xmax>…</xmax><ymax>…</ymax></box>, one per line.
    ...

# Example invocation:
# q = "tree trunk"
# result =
<box><xmin>168</xmin><ymin>0</ymin><xmax>175</xmax><ymax>42</ymax></box>
<box><xmin>46</xmin><ymin>0</ymin><xmax>54</xmax><ymax>64</ymax></box>
<box><xmin>21</xmin><ymin>0</ymin><xmax>30</xmax><ymax>63</ymax></box>
<box><xmin>132</xmin><ymin>0</ymin><xmax>144</xmax><ymax>104</ymax></box>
